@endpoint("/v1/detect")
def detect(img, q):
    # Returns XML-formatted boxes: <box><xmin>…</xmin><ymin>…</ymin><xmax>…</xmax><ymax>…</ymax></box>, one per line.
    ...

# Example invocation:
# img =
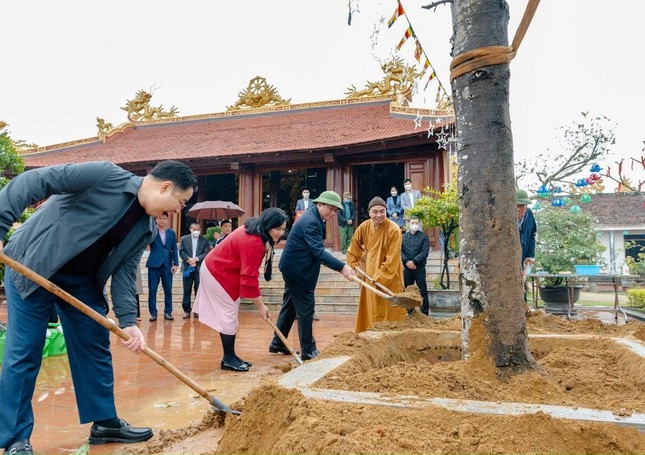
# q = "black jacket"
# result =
<box><xmin>279</xmin><ymin>205</ymin><xmax>344</xmax><ymax>289</ymax></box>
<box><xmin>401</xmin><ymin>230</ymin><xmax>430</xmax><ymax>268</ymax></box>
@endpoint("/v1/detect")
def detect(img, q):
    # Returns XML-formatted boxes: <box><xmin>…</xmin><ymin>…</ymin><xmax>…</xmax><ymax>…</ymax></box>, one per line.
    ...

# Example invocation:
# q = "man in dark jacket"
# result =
<box><xmin>0</xmin><ymin>160</ymin><xmax>196</xmax><ymax>455</ymax></box>
<box><xmin>269</xmin><ymin>191</ymin><xmax>353</xmax><ymax>360</ymax></box>
<box><xmin>516</xmin><ymin>189</ymin><xmax>537</xmax><ymax>269</ymax></box>
<box><xmin>178</xmin><ymin>222</ymin><xmax>211</xmax><ymax>319</ymax></box>
<box><xmin>517</xmin><ymin>188</ymin><xmax>537</xmax><ymax>303</ymax></box>
<box><xmin>401</xmin><ymin>215</ymin><xmax>430</xmax><ymax>315</ymax></box>
<box><xmin>146</xmin><ymin>213</ymin><xmax>179</xmax><ymax>321</ymax></box>
<box><xmin>337</xmin><ymin>191</ymin><xmax>356</xmax><ymax>254</ymax></box>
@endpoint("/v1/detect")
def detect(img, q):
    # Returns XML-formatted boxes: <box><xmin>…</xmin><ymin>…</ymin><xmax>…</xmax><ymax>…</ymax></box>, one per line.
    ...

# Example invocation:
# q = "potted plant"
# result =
<box><xmin>406</xmin><ymin>182</ymin><xmax>460</xmax><ymax>314</ymax></box>
<box><xmin>534</xmin><ymin>207</ymin><xmax>605</xmax><ymax>313</ymax></box>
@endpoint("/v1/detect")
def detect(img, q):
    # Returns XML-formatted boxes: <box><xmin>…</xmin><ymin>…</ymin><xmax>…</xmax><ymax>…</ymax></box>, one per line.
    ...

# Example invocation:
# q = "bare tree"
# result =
<box><xmin>452</xmin><ymin>0</ymin><xmax>539</xmax><ymax>375</ymax></box>
<box><xmin>515</xmin><ymin>112</ymin><xmax>616</xmax><ymax>190</ymax></box>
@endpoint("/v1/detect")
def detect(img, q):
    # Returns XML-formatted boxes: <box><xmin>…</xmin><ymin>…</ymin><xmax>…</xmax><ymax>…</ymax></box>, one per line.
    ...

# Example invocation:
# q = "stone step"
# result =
<box><xmin>128</xmin><ymin>250</ymin><xmax>459</xmax><ymax>314</ymax></box>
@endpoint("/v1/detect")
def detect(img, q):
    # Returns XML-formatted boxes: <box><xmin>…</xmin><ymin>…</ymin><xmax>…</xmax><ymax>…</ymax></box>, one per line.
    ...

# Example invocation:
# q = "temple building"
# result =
<box><xmin>21</xmin><ymin>73</ymin><xmax>454</xmax><ymax>251</ymax></box>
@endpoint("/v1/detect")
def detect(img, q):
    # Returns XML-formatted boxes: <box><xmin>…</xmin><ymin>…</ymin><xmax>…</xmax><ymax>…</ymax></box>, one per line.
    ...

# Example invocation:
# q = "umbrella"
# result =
<box><xmin>186</xmin><ymin>200</ymin><xmax>245</xmax><ymax>220</ymax></box>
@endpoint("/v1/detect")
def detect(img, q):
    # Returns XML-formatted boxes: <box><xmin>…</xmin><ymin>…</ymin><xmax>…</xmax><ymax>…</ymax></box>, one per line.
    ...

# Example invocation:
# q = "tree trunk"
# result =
<box><xmin>452</xmin><ymin>0</ymin><xmax>538</xmax><ymax>376</ymax></box>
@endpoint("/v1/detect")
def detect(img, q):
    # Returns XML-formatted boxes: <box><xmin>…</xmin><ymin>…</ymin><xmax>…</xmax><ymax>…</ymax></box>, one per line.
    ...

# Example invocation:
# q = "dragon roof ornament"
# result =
<box><xmin>121</xmin><ymin>89</ymin><xmax>179</xmax><ymax>122</ymax></box>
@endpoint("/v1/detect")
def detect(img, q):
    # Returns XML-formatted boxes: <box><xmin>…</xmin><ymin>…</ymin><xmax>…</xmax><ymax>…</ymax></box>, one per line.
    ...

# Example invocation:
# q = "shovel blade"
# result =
<box><xmin>389</xmin><ymin>295</ymin><xmax>422</xmax><ymax>308</ymax></box>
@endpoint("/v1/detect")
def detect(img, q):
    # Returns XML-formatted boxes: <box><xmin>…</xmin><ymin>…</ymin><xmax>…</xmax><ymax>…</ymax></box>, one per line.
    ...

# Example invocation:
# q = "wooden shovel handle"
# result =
<box><xmin>0</xmin><ymin>252</ymin><xmax>239</xmax><ymax>414</ymax></box>
<box><xmin>350</xmin><ymin>275</ymin><xmax>393</xmax><ymax>300</ymax></box>
<box><xmin>354</xmin><ymin>267</ymin><xmax>395</xmax><ymax>296</ymax></box>
<box><xmin>266</xmin><ymin>318</ymin><xmax>303</xmax><ymax>365</ymax></box>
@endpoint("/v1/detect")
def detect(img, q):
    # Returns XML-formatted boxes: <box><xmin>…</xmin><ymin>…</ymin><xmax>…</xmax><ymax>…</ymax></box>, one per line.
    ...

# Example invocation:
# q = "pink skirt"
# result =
<box><xmin>193</xmin><ymin>265</ymin><xmax>240</xmax><ymax>335</ymax></box>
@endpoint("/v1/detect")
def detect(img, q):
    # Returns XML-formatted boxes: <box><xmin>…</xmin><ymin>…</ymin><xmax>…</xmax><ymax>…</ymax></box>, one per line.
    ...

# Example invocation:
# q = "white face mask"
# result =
<box><xmin>404</xmin><ymin>184</ymin><xmax>412</xmax><ymax>191</ymax></box>
<box><xmin>391</xmin><ymin>191</ymin><xmax>397</xmax><ymax>197</ymax></box>
<box><xmin>409</xmin><ymin>224</ymin><xmax>420</xmax><ymax>232</ymax></box>
<box><xmin>191</xmin><ymin>230</ymin><xmax>200</xmax><ymax>238</ymax></box>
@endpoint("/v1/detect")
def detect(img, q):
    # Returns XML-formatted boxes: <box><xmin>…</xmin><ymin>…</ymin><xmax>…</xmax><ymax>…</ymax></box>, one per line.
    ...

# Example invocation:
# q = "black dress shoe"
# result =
<box><xmin>269</xmin><ymin>343</ymin><xmax>299</xmax><ymax>355</ymax></box>
<box><xmin>89</xmin><ymin>419</ymin><xmax>153</xmax><ymax>444</ymax></box>
<box><xmin>220</xmin><ymin>360</ymin><xmax>249</xmax><ymax>372</ymax></box>
<box><xmin>236</xmin><ymin>357</ymin><xmax>252</xmax><ymax>367</ymax></box>
<box><xmin>164</xmin><ymin>313</ymin><xmax>174</xmax><ymax>321</ymax></box>
<box><xmin>149</xmin><ymin>315</ymin><xmax>157</xmax><ymax>322</ymax></box>
<box><xmin>5</xmin><ymin>440</ymin><xmax>33</xmax><ymax>455</ymax></box>
<box><xmin>301</xmin><ymin>349</ymin><xmax>320</xmax><ymax>361</ymax></box>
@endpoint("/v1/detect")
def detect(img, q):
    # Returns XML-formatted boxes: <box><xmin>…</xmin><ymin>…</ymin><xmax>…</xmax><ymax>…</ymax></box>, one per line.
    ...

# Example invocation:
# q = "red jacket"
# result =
<box><xmin>204</xmin><ymin>226</ymin><xmax>265</xmax><ymax>300</ymax></box>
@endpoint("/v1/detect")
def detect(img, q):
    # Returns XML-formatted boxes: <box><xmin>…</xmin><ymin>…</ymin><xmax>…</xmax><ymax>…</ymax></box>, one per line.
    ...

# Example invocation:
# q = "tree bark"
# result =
<box><xmin>452</xmin><ymin>0</ymin><xmax>539</xmax><ymax>376</ymax></box>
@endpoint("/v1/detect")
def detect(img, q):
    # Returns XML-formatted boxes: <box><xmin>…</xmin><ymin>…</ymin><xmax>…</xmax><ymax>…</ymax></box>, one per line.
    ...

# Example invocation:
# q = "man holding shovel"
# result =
<box><xmin>269</xmin><ymin>191</ymin><xmax>353</xmax><ymax>361</ymax></box>
<box><xmin>347</xmin><ymin>197</ymin><xmax>406</xmax><ymax>332</ymax></box>
<box><xmin>0</xmin><ymin>160</ymin><xmax>197</xmax><ymax>455</ymax></box>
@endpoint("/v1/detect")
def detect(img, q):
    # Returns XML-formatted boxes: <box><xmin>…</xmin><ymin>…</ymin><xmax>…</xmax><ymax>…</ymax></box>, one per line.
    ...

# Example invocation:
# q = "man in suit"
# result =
<box><xmin>400</xmin><ymin>178</ymin><xmax>422</xmax><ymax>220</ymax></box>
<box><xmin>146</xmin><ymin>212</ymin><xmax>179</xmax><ymax>321</ymax></box>
<box><xmin>294</xmin><ymin>188</ymin><xmax>311</xmax><ymax>223</ymax></box>
<box><xmin>269</xmin><ymin>191</ymin><xmax>353</xmax><ymax>360</ymax></box>
<box><xmin>215</xmin><ymin>219</ymin><xmax>232</xmax><ymax>245</ymax></box>
<box><xmin>179</xmin><ymin>222</ymin><xmax>210</xmax><ymax>319</ymax></box>
<box><xmin>0</xmin><ymin>160</ymin><xmax>196</xmax><ymax>454</ymax></box>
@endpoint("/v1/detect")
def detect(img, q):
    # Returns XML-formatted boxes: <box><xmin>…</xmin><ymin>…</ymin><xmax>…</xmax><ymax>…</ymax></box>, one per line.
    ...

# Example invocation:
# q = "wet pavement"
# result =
<box><xmin>0</xmin><ymin>306</ymin><xmax>357</xmax><ymax>454</ymax></box>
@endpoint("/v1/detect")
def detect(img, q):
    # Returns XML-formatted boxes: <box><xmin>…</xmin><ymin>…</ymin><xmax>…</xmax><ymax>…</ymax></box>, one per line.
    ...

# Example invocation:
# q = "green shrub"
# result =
<box><xmin>626</xmin><ymin>288</ymin><xmax>645</xmax><ymax>309</ymax></box>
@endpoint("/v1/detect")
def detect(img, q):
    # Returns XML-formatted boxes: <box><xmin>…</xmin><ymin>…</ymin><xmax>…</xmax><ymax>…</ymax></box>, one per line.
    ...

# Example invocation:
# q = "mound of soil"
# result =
<box><xmin>135</xmin><ymin>314</ymin><xmax>645</xmax><ymax>454</ymax></box>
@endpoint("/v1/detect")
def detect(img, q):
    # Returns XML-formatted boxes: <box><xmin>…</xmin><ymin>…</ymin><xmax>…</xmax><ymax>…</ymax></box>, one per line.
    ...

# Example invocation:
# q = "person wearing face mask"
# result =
<box><xmin>294</xmin><ymin>188</ymin><xmax>311</xmax><ymax>223</ymax></box>
<box><xmin>386</xmin><ymin>186</ymin><xmax>404</xmax><ymax>228</ymax></box>
<box><xmin>179</xmin><ymin>222</ymin><xmax>211</xmax><ymax>320</ymax></box>
<box><xmin>401</xmin><ymin>216</ymin><xmax>430</xmax><ymax>316</ymax></box>
<box><xmin>400</xmin><ymin>178</ymin><xmax>422</xmax><ymax>220</ymax></box>
<box><xmin>337</xmin><ymin>191</ymin><xmax>356</xmax><ymax>254</ymax></box>
<box><xmin>347</xmin><ymin>197</ymin><xmax>406</xmax><ymax>332</ymax></box>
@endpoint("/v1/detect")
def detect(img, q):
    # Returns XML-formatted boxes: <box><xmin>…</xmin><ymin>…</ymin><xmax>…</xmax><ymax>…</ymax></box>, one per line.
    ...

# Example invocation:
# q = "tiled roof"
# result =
<box><xmin>22</xmin><ymin>99</ymin><xmax>450</xmax><ymax>169</ymax></box>
<box><xmin>578</xmin><ymin>192</ymin><xmax>645</xmax><ymax>229</ymax></box>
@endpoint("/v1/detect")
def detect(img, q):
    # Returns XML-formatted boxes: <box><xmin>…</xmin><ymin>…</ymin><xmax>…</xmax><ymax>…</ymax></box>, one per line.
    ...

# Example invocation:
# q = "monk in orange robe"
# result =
<box><xmin>347</xmin><ymin>197</ymin><xmax>407</xmax><ymax>332</ymax></box>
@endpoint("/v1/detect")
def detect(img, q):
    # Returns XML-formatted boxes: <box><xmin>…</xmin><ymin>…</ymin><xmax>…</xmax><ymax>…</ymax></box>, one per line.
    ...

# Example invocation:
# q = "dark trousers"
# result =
<box><xmin>271</xmin><ymin>278</ymin><xmax>316</xmax><ymax>355</ymax></box>
<box><xmin>404</xmin><ymin>266</ymin><xmax>430</xmax><ymax>315</ymax></box>
<box><xmin>148</xmin><ymin>266</ymin><xmax>173</xmax><ymax>317</ymax></box>
<box><xmin>181</xmin><ymin>269</ymin><xmax>199</xmax><ymax>314</ymax></box>
<box><xmin>0</xmin><ymin>272</ymin><xmax>116</xmax><ymax>448</ymax></box>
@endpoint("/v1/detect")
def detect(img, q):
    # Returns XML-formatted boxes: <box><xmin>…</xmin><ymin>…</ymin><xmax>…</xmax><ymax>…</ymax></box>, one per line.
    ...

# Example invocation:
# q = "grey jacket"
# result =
<box><xmin>0</xmin><ymin>161</ymin><xmax>156</xmax><ymax>327</ymax></box>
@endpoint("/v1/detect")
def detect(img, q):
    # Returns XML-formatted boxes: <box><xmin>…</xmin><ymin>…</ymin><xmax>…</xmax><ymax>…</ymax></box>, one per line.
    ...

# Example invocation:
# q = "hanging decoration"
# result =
<box><xmin>384</xmin><ymin>0</ymin><xmax>452</xmax><ymax>109</ymax></box>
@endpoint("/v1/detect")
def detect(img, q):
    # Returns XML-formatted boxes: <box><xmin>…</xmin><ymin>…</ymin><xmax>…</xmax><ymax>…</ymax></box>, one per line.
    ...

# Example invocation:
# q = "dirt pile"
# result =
<box><xmin>136</xmin><ymin>314</ymin><xmax>645</xmax><ymax>454</ymax></box>
<box><xmin>218</xmin><ymin>384</ymin><xmax>645</xmax><ymax>454</ymax></box>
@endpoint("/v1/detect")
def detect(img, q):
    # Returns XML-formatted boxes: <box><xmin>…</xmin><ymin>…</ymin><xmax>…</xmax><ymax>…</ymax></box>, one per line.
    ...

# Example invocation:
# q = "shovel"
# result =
<box><xmin>350</xmin><ymin>274</ymin><xmax>421</xmax><ymax>309</ymax></box>
<box><xmin>0</xmin><ymin>252</ymin><xmax>241</xmax><ymax>416</ymax></box>
<box><xmin>265</xmin><ymin>318</ymin><xmax>303</xmax><ymax>365</ymax></box>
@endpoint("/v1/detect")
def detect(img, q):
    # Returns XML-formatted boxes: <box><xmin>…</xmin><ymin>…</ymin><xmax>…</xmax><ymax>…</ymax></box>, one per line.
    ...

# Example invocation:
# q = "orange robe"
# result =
<box><xmin>347</xmin><ymin>219</ymin><xmax>406</xmax><ymax>332</ymax></box>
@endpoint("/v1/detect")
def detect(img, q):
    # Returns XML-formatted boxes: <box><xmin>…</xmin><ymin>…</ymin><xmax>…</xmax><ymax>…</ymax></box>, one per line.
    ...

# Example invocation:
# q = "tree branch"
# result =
<box><xmin>422</xmin><ymin>0</ymin><xmax>453</xmax><ymax>11</ymax></box>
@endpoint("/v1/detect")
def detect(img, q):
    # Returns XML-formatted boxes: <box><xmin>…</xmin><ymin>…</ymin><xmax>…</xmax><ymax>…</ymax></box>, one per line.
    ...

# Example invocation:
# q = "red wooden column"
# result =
<box><xmin>238</xmin><ymin>167</ymin><xmax>262</xmax><ymax>222</ymax></box>
<box><xmin>325</xmin><ymin>162</ymin><xmax>344</xmax><ymax>252</ymax></box>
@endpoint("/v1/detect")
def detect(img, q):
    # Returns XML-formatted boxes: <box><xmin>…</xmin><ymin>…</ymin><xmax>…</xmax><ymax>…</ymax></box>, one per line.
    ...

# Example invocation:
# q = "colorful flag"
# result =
<box><xmin>423</xmin><ymin>59</ymin><xmax>430</xmax><ymax>71</ymax></box>
<box><xmin>414</xmin><ymin>40</ymin><xmax>423</xmax><ymax>62</ymax></box>
<box><xmin>387</xmin><ymin>2</ymin><xmax>405</xmax><ymax>28</ymax></box>
<box><xmin>396</xmin><ymin>27</ymin><xmax>413</xmax><ymax>50</ymax></box>
<box><xmin>424</xmin><ymin>71</ymin><xmax>436</xmax><ymax>90</ymax></box>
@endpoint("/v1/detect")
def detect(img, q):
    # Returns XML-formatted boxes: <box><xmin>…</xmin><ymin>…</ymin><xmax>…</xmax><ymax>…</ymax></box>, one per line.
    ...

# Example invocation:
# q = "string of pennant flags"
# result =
<box><xmin>387</xmin><ymin>0</ymin><xmax>452</xmax><ymax>106</ymax></box>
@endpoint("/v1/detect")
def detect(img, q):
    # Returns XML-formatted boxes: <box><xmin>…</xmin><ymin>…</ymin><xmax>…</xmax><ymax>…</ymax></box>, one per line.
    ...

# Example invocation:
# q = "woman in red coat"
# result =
<box><xmin>193</xmin><ymin>208</ymin><xmax>288</xmax><ymax>371</ymax></box>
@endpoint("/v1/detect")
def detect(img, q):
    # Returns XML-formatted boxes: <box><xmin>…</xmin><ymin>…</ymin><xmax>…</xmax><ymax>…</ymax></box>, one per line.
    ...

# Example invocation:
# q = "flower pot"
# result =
<box><xmin>539</xmin><ymin>285</ymin><xmax>582</xmax><ymax>315</ymax></box>
<box><xmin>428</xmin><ymin>289</ymin><xmax>460</xmax><ymax>317</ymax></box>
<box><xmin>574</xmin><ymin>264</ymin><xmax>601</xmax><ymax>276</ymax></box>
